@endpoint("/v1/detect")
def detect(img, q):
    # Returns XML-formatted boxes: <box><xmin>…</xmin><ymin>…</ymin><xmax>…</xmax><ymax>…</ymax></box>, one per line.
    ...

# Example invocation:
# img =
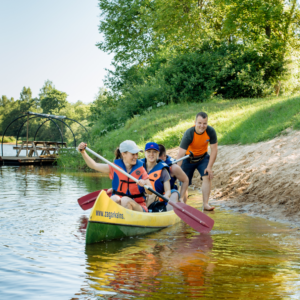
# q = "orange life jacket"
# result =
<box><xmin>141</xmin><ymin>158</ymin><xmax>170</xmax><ymax>201</ymax></box>
<box><xmin>112</xmin><ymin>159</ymin><xmax>145</xmax><ymax>204</ymax></box>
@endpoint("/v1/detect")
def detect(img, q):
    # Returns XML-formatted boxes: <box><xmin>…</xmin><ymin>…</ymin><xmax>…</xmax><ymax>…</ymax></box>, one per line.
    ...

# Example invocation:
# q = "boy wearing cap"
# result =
<box><xmin>78</xmin><ymin>140</ymin><xmax>152</xmax><ymax>212</ymax></box>
<box><xmin>141</xmin><ymin>142</ymin><xmax>182</xmax><ymax>212</ymax></box>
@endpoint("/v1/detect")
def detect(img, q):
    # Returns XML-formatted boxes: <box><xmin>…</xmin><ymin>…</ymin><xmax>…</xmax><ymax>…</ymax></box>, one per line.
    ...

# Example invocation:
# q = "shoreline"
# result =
<box><xmin>211</xmin><ymin>195</ymin><xmax>300</xmax><ymax>229</ymax></box>
<box><xmin>167</xmin><ymin>129</ymin><xmax>300</xmax><ymax>230</ymax></box>
<box><xmin>188</xmin><ymin>186</ymin><xmax>300</xmax><ymax>230</ymax></box>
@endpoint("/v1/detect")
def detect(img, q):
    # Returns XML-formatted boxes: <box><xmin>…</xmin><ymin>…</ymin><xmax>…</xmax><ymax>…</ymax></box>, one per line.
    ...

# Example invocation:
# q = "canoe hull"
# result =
<box><xmin>86</xmin><ymin>221</ymin><xmax>165</xmax><ymax>244</ymax></box>
<box><xmin>86</xmin><ymin>190</ymin><xmax>180</xmax><ymax>244</ymax></box>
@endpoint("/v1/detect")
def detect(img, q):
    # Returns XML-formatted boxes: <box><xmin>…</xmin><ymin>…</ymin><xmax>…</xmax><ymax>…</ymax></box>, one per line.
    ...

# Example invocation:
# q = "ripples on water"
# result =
<box><xmin>1</xmin><ymin>156</ymin><xmax>300</xmax><ymax>299</ymax></box>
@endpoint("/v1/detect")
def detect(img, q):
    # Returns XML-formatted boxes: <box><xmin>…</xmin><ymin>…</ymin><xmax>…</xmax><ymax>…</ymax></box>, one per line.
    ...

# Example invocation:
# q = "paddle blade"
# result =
<box><xmin>171</xmin><ymin>202</ymin><xmax>214</xmax><ymax>233</ymax></box>
<box><xmin>78</xmin><ymin>189</ymin><xmax>112</xmax><ymax>210</ymax></box>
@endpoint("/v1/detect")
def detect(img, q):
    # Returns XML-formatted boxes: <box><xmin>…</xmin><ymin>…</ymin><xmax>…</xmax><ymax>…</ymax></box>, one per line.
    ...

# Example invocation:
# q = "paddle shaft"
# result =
<box><xmin>85</xmin><ymin>146</ymin><xmax>152</xmax><ymax>187</ymax></box>
<box><xmin>167</xmin><ymin>154</ymin><xmax>189</xmax><ymax>166</ymax></box>
<box><xmin>167</xmin><ymin>151</ymin><xmax>193</xmax><ymax>166</ymax></box>
<box><xmin>84</xmin><ymin>147</ymin><xmax>209</xmax><ymax>228</ymax></box>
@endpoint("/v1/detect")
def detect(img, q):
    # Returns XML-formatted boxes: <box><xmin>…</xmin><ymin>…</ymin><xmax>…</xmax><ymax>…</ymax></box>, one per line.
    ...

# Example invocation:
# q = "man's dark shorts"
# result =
<box><xmin>181</xmin><ymin>153</ymin><xmax>210</xmax><ymax>185</ymax></box>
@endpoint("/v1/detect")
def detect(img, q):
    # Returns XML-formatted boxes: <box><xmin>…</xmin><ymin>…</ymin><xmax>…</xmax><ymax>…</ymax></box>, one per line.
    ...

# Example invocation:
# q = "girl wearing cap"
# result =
<box><xmin>140</xmin><ymin>142</ymin><xmax>173</xmax><ymax>211</ymax></box>
<box><xmin>78</xmin><ymin>140</ymin><xmax>152</xmax><ymax>212</ymax></box>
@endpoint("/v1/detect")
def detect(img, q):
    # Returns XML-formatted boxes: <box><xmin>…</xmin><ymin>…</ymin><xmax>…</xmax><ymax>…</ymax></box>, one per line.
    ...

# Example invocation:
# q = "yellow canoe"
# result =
<box><xmin>86</xmin><ymin>190</ymin><xmax>181</xmax><ymax>244</ymax></box>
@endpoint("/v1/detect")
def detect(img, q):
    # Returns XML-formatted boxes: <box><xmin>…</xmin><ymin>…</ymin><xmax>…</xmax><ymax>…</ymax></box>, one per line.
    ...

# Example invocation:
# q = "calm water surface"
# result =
<box><xmin>2</xmin><ymin>144</ymin><xmax>18</xmax><ymax>156</ymax></box>
<box><xmin>1</xmin><ymin>143</ymin><xmax>42</xmax><ymax>157</ymax></box>
<box><xmin>1</xmin><ymin>145</ymin><xmax>300</xmax><ymax>299</ymax></box>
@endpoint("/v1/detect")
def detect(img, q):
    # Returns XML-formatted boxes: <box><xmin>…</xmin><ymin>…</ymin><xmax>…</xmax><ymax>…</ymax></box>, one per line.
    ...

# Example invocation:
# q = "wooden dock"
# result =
<box><xmin>0</xmin><ymin>156</ymin><xmax>57</xmax><ymax>166</ymax></box>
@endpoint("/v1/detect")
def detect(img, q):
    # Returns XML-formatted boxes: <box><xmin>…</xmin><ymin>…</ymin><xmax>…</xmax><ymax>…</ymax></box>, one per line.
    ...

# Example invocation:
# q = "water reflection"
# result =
<box><xmin>78</xmin><ymin>215</ymin><xmax>89</xmax><ymax>233</ymax></box>
<box><xmin>83</xmin><ymin>229</ymin><xmax>214</xmax><ymax>299</ymax></box>
<box><xmin>78</xmin><ymin>206</ymin><xmax>300</xmax><ymax>300</ymax></box>
<box><xmin>1</xmin><ymin>165</ymin><xmax>300</xmax><ymax>300</ymax></box>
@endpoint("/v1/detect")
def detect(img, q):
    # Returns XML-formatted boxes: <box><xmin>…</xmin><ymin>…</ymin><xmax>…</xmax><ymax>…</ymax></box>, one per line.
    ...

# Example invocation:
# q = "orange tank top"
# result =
<box><xmin>186</xmin><ymin>128</ymin><xmax>210</xmax><ymax>156</ymax></box>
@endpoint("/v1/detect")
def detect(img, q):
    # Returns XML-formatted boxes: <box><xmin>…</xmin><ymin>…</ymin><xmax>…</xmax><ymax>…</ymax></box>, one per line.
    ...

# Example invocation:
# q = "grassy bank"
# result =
<box><xmin>1</xmin><ymin>136</ymin><xmax>17</xmax><ymax>143</ymax></box>
<box><xmin>58</xmin><ymin>94</ymin><xmax>300</xmax><ymax>168</ymax></box>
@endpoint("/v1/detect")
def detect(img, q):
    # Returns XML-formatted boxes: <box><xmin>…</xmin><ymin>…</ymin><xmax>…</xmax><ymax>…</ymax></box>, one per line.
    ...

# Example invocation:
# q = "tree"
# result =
<box><xmin>39</xmin><ymin>80</ymin><xmax>68</xmax><ymax>114</ymax></box>
<box><xmin>19</xmin><ymin>87</ymin><xmax>32</xmax><ymax>102</ymax></box>
<box><xmin>97</xmin><ymin>0</ymin><xmax>158</xmax><ymax>65</ymax></box>
<box><xmin>98</xmin><ymin>0</ymin><xmax>300</xmax><ymax>62</ymax></box>
<box><xmin>0</xmin><ymin>95</ymin><xmax>12</xmax><ymax>107</ymax></box>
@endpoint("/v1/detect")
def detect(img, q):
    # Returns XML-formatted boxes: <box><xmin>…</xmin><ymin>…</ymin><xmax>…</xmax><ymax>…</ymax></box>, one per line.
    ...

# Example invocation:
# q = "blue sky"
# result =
<box><xmin>0</xmin><ymin>0</ymin><xmax>113</xmax><ymax>104</ymax></box>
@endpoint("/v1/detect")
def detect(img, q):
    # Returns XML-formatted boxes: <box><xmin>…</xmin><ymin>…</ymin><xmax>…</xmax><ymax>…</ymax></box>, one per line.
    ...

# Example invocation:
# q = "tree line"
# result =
<box><xmin>88</xmin><ymin>0</ymin><xmax>300</xmax><ymax>136</ymax></box>
<box><xmin>0</xmin><ymin>80</ymin><xmax>90</xmax><ymax>144</ymax></box>
<box><xmin>3</xmin><ymin>1</ymin><xmax>300</xmax><ymax>143</ymax></box>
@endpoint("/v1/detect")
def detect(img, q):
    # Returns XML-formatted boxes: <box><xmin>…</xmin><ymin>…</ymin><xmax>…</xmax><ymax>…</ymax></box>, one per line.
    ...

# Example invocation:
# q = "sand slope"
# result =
<box><xmin>167</xmin><ymin>129</ymin><xmax>300</xmax><ymax>226</ymax></box>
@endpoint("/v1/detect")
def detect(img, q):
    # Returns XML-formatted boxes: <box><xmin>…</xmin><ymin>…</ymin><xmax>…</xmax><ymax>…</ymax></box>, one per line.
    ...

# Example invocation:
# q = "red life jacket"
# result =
<box><xmin>112</xmin><ymin>159</ymin><xmax>145</xmax><ymax>204</ymax></box>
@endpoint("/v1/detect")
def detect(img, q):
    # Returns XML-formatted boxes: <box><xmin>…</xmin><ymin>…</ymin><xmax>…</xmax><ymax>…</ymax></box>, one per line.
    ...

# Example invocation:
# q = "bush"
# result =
<box><xmin>57</xmin><ymin>148</ymin><xmax>90</xmax><ymax>169</ymax></box>
<box><xmin>90</xmin><ymin>43</ymin><xmax>285</xmax><ymax>136</ymax></box>
<box><xmin>162</xmin><ymin>43</ymin><xmax>284</xmax><ymax>100</ymax></box>
<box><xmin>2</xmin><ymin>136</ymin><xmax>16</xmax><ymax>143</ymax></box>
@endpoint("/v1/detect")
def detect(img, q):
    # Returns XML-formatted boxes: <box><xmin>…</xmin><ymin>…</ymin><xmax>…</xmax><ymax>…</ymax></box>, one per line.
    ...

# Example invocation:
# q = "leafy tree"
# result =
<box><xmin>39</xmin><ymin>80</ymin><xmax>68</xmax><ymax>114</ymax></box>
<box><xmin>97</xmin><ymin>0</ymin><xmax>157</xmax><ymax>65</ymax></box>
<box><xmin>0</xmin><ymin>95</ymin><xmax>14</xmax><ymax>107</ymax></box>
<box><xmin>98</xmin><ymin>0</ymin><xmax>300</xmax><ymax>63</ymax></box>
<box><xmin>89</xmin><ymin>88</ymin><xmax>117</xmax><ymax>125</ymax></box>
<box><xmin>19</xmin><ymin>87</ymin><xmax>32</xmax><ymax>102</ymax></box>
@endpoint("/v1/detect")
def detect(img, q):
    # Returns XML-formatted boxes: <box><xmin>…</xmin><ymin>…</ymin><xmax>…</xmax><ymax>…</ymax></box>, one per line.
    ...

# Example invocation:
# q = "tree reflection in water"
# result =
<box><xmin>80</xmin><ymin>228</ymin><xmax>214</xmax><ymax>299</ymax></box>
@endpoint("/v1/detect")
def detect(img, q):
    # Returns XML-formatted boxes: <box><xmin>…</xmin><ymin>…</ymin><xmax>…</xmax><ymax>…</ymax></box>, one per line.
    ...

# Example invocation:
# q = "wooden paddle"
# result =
<box><xmin>78</xmin><ymin>152</ymin><xmax>193</xmax><ymax>211</ymax></box>
<box><xmin>82</xmin><ymin>146</ymin><xmax>214</xmax><ymax>233</ymax></box>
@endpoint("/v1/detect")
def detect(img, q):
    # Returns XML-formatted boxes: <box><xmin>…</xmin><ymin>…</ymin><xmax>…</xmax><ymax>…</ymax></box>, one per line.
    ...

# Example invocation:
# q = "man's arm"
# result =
<box><xmin>204</xmin><ymin>143</ymin><xmax>218</xmax><ymax>179</ymax></box>
<box><xmin>176</xmin><ymin>147</ymin><xmax>187</xmax><ymax>167</ymax></box>
<box><xmin>171</xmin><ymin>164</ymin><xmax>189</xmax><ymax>203</ymax></box>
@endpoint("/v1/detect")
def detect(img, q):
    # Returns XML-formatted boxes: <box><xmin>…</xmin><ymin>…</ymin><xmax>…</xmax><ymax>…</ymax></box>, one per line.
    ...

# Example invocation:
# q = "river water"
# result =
<box><xmin>1</xmin><ymin>145</ymin><xmax>300</xmax><ymax>299</ymax></box>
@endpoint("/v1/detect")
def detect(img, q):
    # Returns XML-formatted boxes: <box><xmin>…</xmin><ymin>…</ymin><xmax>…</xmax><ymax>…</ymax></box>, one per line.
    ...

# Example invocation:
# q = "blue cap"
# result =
<box><xmin>145</xmin><ymin>142</ymin><xmax>159</xmax><ymax>151</ymax></box>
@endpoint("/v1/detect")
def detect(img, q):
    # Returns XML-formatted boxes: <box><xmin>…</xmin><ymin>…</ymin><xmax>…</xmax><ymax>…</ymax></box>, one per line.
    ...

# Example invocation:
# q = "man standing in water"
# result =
<box><xmin>176</xmin><ymin>112</ymin><xmax>218</xmax><ymax>211</ymax></box>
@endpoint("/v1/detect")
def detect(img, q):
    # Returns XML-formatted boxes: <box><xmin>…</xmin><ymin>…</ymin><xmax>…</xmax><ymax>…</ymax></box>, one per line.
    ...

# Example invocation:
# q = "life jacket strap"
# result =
<box><xmin>112</xmin><ymin>190</ymin><xmax>144</xmax><ymax>199</ymax></box>
<box><xmin>120</xmin><ymin>178</ymin><xmax>136</xmax><ymax>190</ymax></box>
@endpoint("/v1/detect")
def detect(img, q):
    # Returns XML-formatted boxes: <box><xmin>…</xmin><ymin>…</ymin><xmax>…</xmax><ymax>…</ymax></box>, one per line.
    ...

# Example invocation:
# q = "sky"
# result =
<box><xmin>0</xmin><ymin>0</ymin><xmax>113</xmax><ymax>104</ymax></box>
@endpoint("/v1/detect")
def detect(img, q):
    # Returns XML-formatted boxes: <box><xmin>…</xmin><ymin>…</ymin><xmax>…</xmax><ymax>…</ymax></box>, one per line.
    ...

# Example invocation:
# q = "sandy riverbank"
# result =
<box><xmin>167</xmin><ymin>129</ymin><xmax>300</xmax><ymax>228</ymax></box>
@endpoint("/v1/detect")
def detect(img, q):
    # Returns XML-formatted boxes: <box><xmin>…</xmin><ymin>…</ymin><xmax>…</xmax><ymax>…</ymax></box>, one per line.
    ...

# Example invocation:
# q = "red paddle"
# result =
<box><xmin>173</xmin><ymin>203</ymin><xmax>214</xmax><ymax>233</ymax></box>
<box><xmin>82</xmin><ymin>147</ymin><xmax>214</xmax><ymax>233</ymax></box>
<box><xmin>78</xmin><ymin>189</ymin><xmax>112</xmax><ymax>210</ymax></box>
<box><xmin>78</xmin><ymin>153</ymin><xmax>193</xmax><ymax>211</ymax></box>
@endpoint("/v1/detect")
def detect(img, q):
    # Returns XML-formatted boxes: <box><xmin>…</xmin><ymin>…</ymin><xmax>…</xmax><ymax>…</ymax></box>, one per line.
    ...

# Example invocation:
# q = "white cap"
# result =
<box><xmin>119</xmin><ymin>140</ymin><xmax>142</xmax><ymax>154</ymax></box>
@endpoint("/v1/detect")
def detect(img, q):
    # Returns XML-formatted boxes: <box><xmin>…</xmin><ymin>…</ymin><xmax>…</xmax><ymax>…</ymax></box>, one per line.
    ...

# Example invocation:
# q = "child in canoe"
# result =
<box><xmin>140</xmin><ymin>142</ymin><xmax>180</xmax><ymax>212</ymax></box>
<box><xmin>78</xmin><ymin>140</ymin><xmax>152</xmax><ymax>212</ymax></box>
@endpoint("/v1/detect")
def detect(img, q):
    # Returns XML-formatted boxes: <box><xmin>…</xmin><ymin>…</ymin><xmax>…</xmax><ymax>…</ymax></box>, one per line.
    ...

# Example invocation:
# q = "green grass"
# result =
<box><xmin>58</xmin><ymin>94</ymin><xmax>300</xmax><ymax>167</ymax></box>
<box><xmin>2</xmin><ymin>136</ymin><xmax>17</xmax><ymax>143</ymax></box>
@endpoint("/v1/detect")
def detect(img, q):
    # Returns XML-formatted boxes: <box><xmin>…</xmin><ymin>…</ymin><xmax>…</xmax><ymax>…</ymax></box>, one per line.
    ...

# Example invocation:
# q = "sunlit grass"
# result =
<box><xmin>1</xmin><ymin>136</ymin><xmax>17</xmax><ymax>143</ymax></box>
<box><xmin>59</xmin><ymin>94</ymin><xmax>300</xmax><ymax>166</ymax></box>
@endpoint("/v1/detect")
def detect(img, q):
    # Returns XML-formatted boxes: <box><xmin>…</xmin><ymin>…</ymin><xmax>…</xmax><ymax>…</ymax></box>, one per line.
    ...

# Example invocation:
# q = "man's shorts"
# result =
<box><xmin>181</xmin><ymin>153</ymin><xmax>210</xmax><ymax>185</ymax></box>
